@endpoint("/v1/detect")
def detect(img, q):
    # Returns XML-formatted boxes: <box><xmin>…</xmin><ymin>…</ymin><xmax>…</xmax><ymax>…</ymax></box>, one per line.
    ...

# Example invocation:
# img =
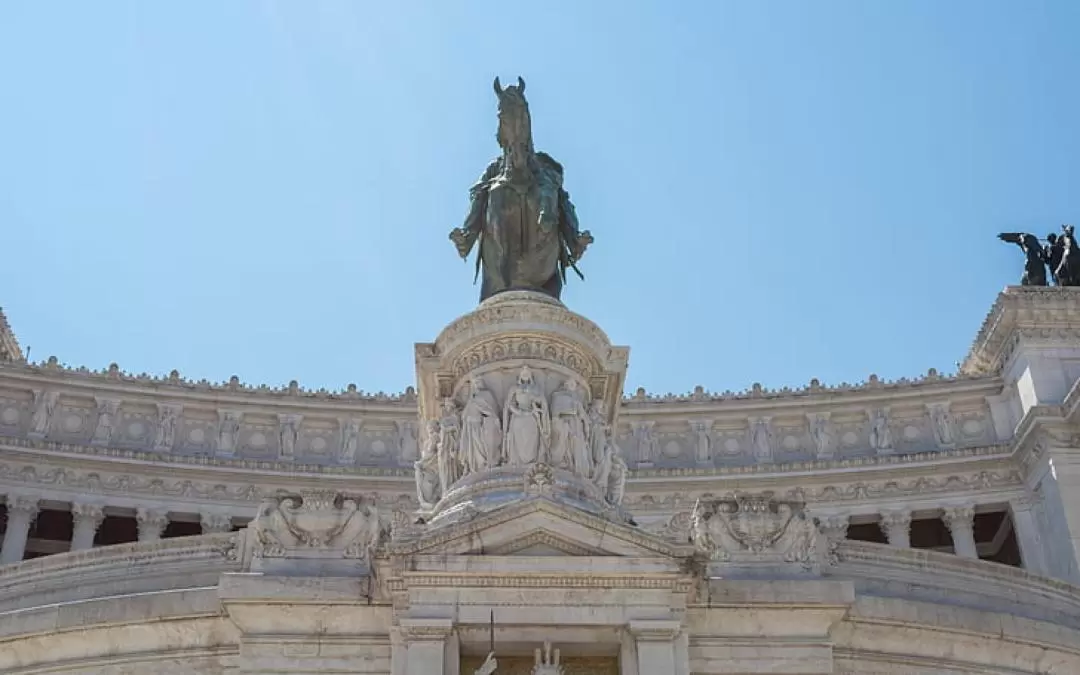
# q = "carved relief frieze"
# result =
<box><xmin>449</xmin><ymin>336</ymin><xmax>601</xmax><ymax>380</ymax></box>
<box><xmin>621</xmin><ymin>466</ymin><xmax>1022</xmax><ymax>510</ymax></box>
<box><xmin>691</xmin><ymin>492</ymin><xmax>819</xmax><ymax>568</ymax></box>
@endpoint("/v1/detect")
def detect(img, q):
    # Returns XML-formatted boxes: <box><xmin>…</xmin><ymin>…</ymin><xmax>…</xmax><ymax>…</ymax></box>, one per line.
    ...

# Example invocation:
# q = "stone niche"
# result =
<box><xmin>415</xmin><ymin>290</ymin><xmax>629</xmax><ymax>429</ymax></box>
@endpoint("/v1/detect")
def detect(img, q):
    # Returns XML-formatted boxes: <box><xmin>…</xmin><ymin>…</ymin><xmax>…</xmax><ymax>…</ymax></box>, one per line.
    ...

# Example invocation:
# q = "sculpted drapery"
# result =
<box><xmin>413</xmin><ymin>366</ymin><xmax>626</xmax><ymax>509</ymax></box>
<box><xmin>460</xmin><ymin>376</ymin><xmax>502</xmax><ymax>473</ymax></box>
<box><xmin>550</xmin><ymin>378</ymin><xmax>591</xmax><ymax>477</ymax></box>
<box><xmin>502</xmin><ymin>366</ymin><xmax>551</xmax><ymax>466</ymax></box>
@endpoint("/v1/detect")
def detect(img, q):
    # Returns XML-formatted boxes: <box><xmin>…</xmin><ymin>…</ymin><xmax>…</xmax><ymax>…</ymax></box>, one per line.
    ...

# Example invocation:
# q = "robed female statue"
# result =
<box><xmin>549</xmin><ymin>378</ymin><xmax>591</xmax><ymax>477</ymax></box>
<box><xmin>502</xmin><ymin>366</ymin><xmax>550</xmax><ymax>466</ymax></box>
<box><xmin>460</xmin><ymin>376</ymin><xmax>502</xmax><ymax>474</ymax></box>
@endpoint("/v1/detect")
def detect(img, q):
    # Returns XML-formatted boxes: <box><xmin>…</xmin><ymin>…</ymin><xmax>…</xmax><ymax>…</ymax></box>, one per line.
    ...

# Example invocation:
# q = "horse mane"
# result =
<box><xmin>535</xmin><ymin>151</ymin><xmax>563</xmax><ymax>177</ymax></box>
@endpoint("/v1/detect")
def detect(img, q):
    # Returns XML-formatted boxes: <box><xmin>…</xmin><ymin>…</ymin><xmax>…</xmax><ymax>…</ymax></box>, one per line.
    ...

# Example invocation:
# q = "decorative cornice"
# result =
<box><xmin>829</xmin><ymin>539</ymin><xmax>1080</xmax><ymax>611</ymax></box>
<box><xmin>0</xmin><ymin>435</ymin><xmax>413</xmax><ymax>477</ymax></box>
<box><xmin>622</xmin><ymin>370</ymin><xmax>995</xmax><ymax>406</ymax></box>
<box><xmin>0</xmin><ymin>532</ymin><xmax>238</xmax><ymax>585</ymax></box>
<box><xmin>0</xmin><ymin>455</ymin><xmax>417</xmax><ymax>508</ymax></box>
<box><xmin>386</xmin><ymin>498</ymin><xmax>691</xmax><ymax>559</ymax></box>
<box><xmin>0</xmin><ymin>360</ymin><xmax>418</xmax><ymax>405</ymax></box>
<box><xmin>624</xmin><ymin>467</ymin><xmax>1023</xmax><ymax>509</ymax></box>
<box><xmin>627</xmin><ymin>443</ymin><xmax>1013</xmax><ymax>479</ymax></box>
<box><xmin>389</xmin><ymin>574</ymin><xmax>691</xmax><ymax>592</ymax></box>
<box><xmin>962</xmin><ymin>286</ymin><xmax>1080</xmax><ymax>375</ymax></box>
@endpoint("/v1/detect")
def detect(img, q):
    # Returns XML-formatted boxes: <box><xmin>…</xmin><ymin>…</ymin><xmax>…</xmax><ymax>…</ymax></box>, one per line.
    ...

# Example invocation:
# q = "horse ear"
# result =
<box><xmin>493</xmin><ymin>77</ymin><xmax>502</xmax><ymax>96</ymax></box>
<box><xmin>517</xmin><ymin>76</ymin><xmax>526</xmax><ymax>93</ymax></box>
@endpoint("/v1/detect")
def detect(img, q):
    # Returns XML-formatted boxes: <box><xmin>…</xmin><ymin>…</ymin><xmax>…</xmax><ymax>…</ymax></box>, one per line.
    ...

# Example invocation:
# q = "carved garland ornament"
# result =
<box><xmin>449</xmin><ymin>336</ymin><xmax>600</xmax><ymax>379</ymax></box>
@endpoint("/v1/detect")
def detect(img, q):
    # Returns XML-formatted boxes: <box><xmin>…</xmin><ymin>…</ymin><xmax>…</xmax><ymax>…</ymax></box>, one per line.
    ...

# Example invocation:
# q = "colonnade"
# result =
<box><xmin>0</xmin><ymin>492</ymin><xmax>237</xmax><ymax>564</ymax></box>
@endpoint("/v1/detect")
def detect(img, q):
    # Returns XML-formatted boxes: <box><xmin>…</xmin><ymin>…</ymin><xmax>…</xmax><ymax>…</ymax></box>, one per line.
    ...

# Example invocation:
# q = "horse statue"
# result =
<box><xmin>998</xmin><ymin>232</ymin><xmax>1049</xmax><ymax>286</ymax></box>
<box><xmin>1054</xmin><ymin>225</ymin><xmax>1080</xmax><ymax>286</ymax></box>
<box><xmin>450</xmin><ymin>77</ymin><xmax>593</xmax><ymax>303</ymax></box>
<box><xmin>999</xmin><ymin>225</ymin><xmax>1080</xmax><ymax>287</ymax></box>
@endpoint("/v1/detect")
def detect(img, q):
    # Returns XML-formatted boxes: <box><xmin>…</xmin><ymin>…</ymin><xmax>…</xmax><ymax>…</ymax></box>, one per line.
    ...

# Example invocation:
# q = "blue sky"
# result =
<box><xmin>1</xmin><ymin>2</ymin><xmax>1078</xmax><ymax>395</ymax></box>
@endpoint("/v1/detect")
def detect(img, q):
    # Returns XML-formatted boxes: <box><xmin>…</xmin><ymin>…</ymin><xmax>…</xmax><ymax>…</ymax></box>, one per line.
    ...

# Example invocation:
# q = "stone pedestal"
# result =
<box><xmin>219</xmin><ymin>574</ymin><xmax>390</xmax><ymax>674</ymax></box>
<box><xmin>688</xmin><ymin>580</ymin><xmax>854</xmax><ymax>674</ymax></box>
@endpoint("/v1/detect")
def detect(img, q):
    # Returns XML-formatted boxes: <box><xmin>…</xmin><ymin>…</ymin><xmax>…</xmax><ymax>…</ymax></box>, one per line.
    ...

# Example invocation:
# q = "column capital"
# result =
<box><xmin>136</xmin><ymin>507</ymin><xmax>169</xmax><ymax>539</ymax></box>
<box><xmin>200</xmin><ymin>511</ymin><xmax>233</xmax><ymax>533</ymax></box>
<box><xmin>942</xmin><ymin>504</ymin><xmax>976</xmax><ymax>532</ymax></box>
<box><xmin>71</xmin><ymin>502</ymin><xmax>106</xmax><ymax>527</ymax></box>
<box><xmin>817</xmin><ymin>513</ymin><xmax>849</xmax><ymax>541</ymax></box>
<box><xmin>5</xmin><ymin>494</ymin><xmax>39</xmax><ymax>517</ymax></box>
<box><xmin>627</xmin><ymin>619</ymin><xmax>682</xmax><ymax>641</ymax></box>
<box><xmin>880</xmin><ymin>509</ymin><xmax>912</xmax><ymax>528</ymax></box>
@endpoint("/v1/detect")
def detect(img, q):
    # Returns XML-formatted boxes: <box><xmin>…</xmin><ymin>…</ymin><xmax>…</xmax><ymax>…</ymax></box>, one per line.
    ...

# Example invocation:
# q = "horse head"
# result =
<box><xmin>493</xmin><ymin>76</ymin><xmax>533</xmax><ymax>153</ymax></box>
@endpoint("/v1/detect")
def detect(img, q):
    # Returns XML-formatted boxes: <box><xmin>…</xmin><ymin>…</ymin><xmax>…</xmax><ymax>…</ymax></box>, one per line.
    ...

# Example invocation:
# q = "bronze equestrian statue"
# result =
<box><xmin>450</xmin><ymin>77</ymin><xmax>593</xmax><ymax>303</ymax></box>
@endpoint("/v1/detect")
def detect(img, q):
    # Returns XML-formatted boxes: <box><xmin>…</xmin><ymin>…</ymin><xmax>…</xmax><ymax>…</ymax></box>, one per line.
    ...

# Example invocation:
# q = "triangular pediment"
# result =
<box><xmin>388</xmin><ymin>497</ymin><xmax>690</xmax><ymax>559</ymax></box>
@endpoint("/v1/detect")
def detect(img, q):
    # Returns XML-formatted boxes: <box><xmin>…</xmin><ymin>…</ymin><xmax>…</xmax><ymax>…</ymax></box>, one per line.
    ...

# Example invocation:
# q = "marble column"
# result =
<box><xmin>1010</xmin><ymin>497</ymin><xmax>1049</xmax><ymax>575</ymax></box>
<box><xmin>628</xmin><ymin>620</ymin><xmax>681</xmax><ymax>674</ymax></box>
<box><xmin>136</xmin><ymin>507</ymin><xmax>169</xmax><ymax>541</ymax></box>
<box><xmin>70</xmin><ymin>502</ymin><xmax>106</xmax><ymax>551</ymax></box>
<box><xmin>942</xmin><ymin>505</ymin><xmax>978</xmax><ymax>559</ymax></box>
<box><xmin>1</xmin><ymin>495</ymin><xmax>40</xmax><ymax>564</ymax></box>
<box><xmin>879</xmin><ymin>510</ymin><xmax>912</xmax><ymax>548</ymax></box>
<box><xmin>398</xmin><ymin>618</ymin><xmax>452</xmax><ymax>674</ymax></box>
<box><xmin>200</xmin><ymin>511</ymin><xmax>233</xmax><ymax>534</ymax></box>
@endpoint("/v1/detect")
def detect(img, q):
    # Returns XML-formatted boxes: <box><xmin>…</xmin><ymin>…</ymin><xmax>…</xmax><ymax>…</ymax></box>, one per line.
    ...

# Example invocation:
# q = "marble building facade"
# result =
<box><xmin>0</xmin><ymin>285</ymin><xmax>1079</xmax><ymax>673</ymax></box>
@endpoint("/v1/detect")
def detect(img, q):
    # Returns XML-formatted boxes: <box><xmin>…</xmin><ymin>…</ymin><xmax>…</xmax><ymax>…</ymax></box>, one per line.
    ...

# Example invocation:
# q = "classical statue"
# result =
<box><xmin>437</xmin><ymin>399</ymin><xmax>463</xmax><ymax>494</ymax></box>
<box><xmin>217</xmin><ymin>411</ymin><xmax>241</xmax><ymax>455</ymax></box>
<box><xmin>998</xmin><ymin>232</ymin><xmax>1049</xmax><ymax>286</ymax></box>
<box><xmin>869</xmin><ymin>409</ymin><xmax>893</xmax><ymax>451</ymax></box>
<box><xmin>587</xmin><ymin>400</ymin><xmax>610</xmax><ymax>475</ymax></box>
<box><xmin>91</xmin><ymin>399</ymin><xmax>118</xmax><ymax>444</ymax></box>
<box><xmin>153</xmin><ymin>405</ymin><xmax>178</xmax><ymax>450</ymax></box>
<box><xmin>474</xmin><ymin>652</ymin><xmax>498</xmax><ymax>675</ymax></box>
<box><xmin>549</xmin><ymin>379</ymin><xmax>591</xmax><ymax>476</ymax></box>
<box><xmin>415</xmin><ymin>420</ymin><xmax>442</xmax><ymax>509</ymax></box>
<box><xmin>29</xmin><ymin>390</ymin><xmax>59</xmax><ymax>437</ymax></box>
<box><xmin>460</xmin><ymin>376</ymin><xmax>502</xmax><ymax>474</ymax></box>
<box><xmin>592</xmin><ymin>437</ymin><xmax>627</xmax><ymax>506</ymax></box>
<box><xmin>750</xmin><ymin>418</ymin><xmax>773</xmax><ymax>462</ymax></box>
<box><xmin>532</xmin><ymin>641</ymin><xmax>564</xmax><ymax>675</ymax></box>
<box><xmin>1046</xmin><ymin>233</ymin><xmax>1065</xmax><ymax>285</ymax></box>
<box><xmin>502</xmin><ymin>365</ymin><xmax>551</xmax><ymax>466</ymax></box>
<box><xmin>808</xmin><ymin>413</ymin><xmax>830</xmax><ymax>458</ymax></box>
<box><xmin>339</xmin><ymin>419</ymin><xmax>361</xmax><ymax>465</ymax></box>
<box><xmin>1054</xmin><ymin>225</ymin><xmax>1080</xmax><ymax>286</ymax></box>
<box><xmin>396</xmin><ymin>419</ymin><xmax>419</xmax><ymax>462</ymax></box>
<box><xmin>632</xmin><ymin>421</ymin><xmax>658</xmax><ymax>464</ymax></box>
<box><xmin>928</xmin><ymin>404</ymin><xmax>954</xmax><ymax>447</ymax></box>
<box><xmin>449</xmin><ymin>77</ymin><xmax>593</xmax><ymax>302</ymax></box>
<box><xmin>278</xmin><ymin>415</ymin><xmax>301</xmax><ymax>460</ymax></box>
<box><xmin>606</xmin><ymin>451</ymin><xmax>628</xmax><ymax>506</ymax></box>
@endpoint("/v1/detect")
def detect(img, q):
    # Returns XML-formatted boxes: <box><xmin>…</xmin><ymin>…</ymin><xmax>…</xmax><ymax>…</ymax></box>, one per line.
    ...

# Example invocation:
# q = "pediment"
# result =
<box><xmin>387</xmin><ymin>497</ymin><xmax>689</xmax><ymax>559</ymax></box>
